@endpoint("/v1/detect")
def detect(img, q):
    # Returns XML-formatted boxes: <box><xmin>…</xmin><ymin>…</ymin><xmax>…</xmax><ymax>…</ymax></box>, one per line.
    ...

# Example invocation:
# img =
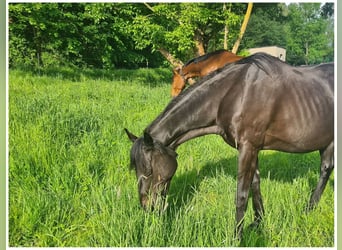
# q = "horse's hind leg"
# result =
<box><xmin>250</xmin><ymin>160</ymin><xmax>265</xmax><ymax>226</ymax></box>
<box><xmin>308</xmin><ymin>141</ymin><xmax>334</xmax><ymax>210</ymax></box>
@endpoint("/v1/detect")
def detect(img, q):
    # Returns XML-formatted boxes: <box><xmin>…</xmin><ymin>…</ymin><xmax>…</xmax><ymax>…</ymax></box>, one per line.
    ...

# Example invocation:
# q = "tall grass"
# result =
<box><xmin>8</xmin><ymin>68</ymin><xmax>334</xmax><ymax>247</ymax></box>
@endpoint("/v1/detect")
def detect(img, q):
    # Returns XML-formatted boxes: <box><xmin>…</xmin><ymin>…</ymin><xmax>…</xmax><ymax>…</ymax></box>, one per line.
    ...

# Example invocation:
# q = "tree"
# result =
<box><xmin>9</xmin><ymin>3</ymin><xmax>334</xmax><ymax>69</ymax></box>
<box><xmin>131</xmin><ymin>3</ymin><xmax>250</xmax><ymax>67</ymax></box>
<box><xmin>240</xmin><ymin>3</ymin><xmax>334</xmax><ymax>65</ymax></box>
<box><xmin>240</xmin><ymin>3</ymin><xmax>287</xmax><ymax>50</ymax></box>
<box><xmin>9</xmin><ymin>3</ymin><xmax>164</xmax><ymax>69</ymax></box>
<box><xmin>9</xmin><ymin>3</ymin><xmax>254</xmax><ymax>69</ymax></box>
<box><xmin>9</xmin><ymin>3</ymin><xmax>61</xmax><ymax>67</ymax></box>
<box><xmin>285</xmin><ymin>3</ymin><xmax>334</xmax><ymax>65</ymax></box>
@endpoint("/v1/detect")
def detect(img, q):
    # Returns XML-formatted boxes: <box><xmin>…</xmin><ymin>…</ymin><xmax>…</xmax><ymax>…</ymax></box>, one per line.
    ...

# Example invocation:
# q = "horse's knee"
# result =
<box><xmin>236</xmin><ymin>189</ymin><xmax>249</xmax><ymax>207</ymax></box>
<box><xmin>320</xmin><ymin>142</ymin><xmax>334</xmax><ymax>169</ymax></box>
<box><xmin>320</xmin><ymin>161</ymin><xmax>334</xmax><ymax>180</ymax></box>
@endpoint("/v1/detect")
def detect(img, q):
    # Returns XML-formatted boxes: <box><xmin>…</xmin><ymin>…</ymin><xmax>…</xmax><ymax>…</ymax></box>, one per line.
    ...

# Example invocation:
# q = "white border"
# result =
<box><xmin>6</xmin><ymin>1</ymin><xmax>9</xmax><ymax>249</ymax></box>
<box><xmin>334</xmin><ymin>0</ymin><xmax>337</xmax><ymax>246</ymax></box>
<box><xmin>5</xmin><ymin>1</ymin><xmax>337</xmax><ymax>249</ymax></box>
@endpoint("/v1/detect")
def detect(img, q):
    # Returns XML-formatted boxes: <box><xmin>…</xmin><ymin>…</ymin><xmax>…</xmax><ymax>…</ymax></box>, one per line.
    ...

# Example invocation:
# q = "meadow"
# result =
<box><xmin>8</xmin><ymin>67</ymin><xmax>334</xmax><ymax>247</ymax></box>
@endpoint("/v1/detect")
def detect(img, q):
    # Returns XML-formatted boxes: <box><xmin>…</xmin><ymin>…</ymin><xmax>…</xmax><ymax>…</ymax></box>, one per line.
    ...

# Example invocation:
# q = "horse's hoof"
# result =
<box><xmin>306</xmin><ymin>202</ymin><xmax>317</xmax><ymax>212</ymax></box>
<box><xmin>248</xmin><ymin>221</ymin><xmax>259</xmax><ymax>229</ymax></box>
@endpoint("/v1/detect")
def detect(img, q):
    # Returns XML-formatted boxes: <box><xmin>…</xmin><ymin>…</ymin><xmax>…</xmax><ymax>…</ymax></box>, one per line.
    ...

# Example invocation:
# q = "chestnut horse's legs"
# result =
<box><xmin>235</xmin><ymin>142</ymin><xmax>259</xmax><ymax>239</ymax></box>
<box><xmin>308</xmin><ymin>141</ymin><xmax>334</xmax><ymax>210</ymax></box>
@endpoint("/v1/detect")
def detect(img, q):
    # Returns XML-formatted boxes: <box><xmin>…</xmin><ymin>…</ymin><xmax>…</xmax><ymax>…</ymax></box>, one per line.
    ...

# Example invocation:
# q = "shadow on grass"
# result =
<box><xmin>240</xmin><ymin>224</ymin><xmax>269</xmax><ymax>247</ymax></box>
<box><xmin>170</xmin><ymin>151</ymin><xmax>321</xmax><ymax>208</ymax></box>
<box><xmin>167</xmin><ymin>150</ymin><xmax>327</xmax><ymax>246</ymax></box>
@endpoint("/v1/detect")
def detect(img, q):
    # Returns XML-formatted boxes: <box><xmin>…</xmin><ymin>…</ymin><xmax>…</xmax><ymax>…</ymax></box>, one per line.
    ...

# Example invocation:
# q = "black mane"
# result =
<box><xmin>235</xmin><ymin>52</ymin><xmax>283</xmax><ymax>75</ymax></box>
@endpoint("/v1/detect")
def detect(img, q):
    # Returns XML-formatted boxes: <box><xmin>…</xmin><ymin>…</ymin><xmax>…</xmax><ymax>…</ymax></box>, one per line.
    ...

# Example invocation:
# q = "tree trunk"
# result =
<box><xmin>143</xmin><ymin>2</ymin><xmax>154</xmax><ymax>12</ymax></box>
<box><xmin>305</xmin><ymin>41</ymin><xmax>309</xmax><ymax>65</ymax></box>
<box><xmin>232</xmin><ymin>2</ymin><xmax>253</xmax><ymax>54</ymax></box>
<box><xmin>223</xmin><ymin>3</ymin><xmax>229</xmax><ymax>50</ymax></box>
<box><xmin>194</xmin><ymin>30</ymin><xmax>205</xmax><ymax>56</ymax></box>
<box><xmin>158</xmin><ymin>48</ymin><xmax>183</xmax><ymax>68</ymax></box>
<box><xmin>33</xmin><ymin>28</ymin><xmax>43</xmax><ymax>68</ymax></box>
<box><xmin>223</xmin><ymin>24</ymin><xmax>228</xmax><ymax>50</ymax></box>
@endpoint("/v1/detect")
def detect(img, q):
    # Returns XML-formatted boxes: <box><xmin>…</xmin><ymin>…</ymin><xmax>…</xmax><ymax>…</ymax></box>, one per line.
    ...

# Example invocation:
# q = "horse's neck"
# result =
<box><xmin>146</xmin><ymin>94</ymin><xmax>217</xmax><ymax>148</ymax></box>
<box><xmin>146</xmin><ymin>71</ymin><xmax>237</xmax><ymax>149</ymax></box>
<box><xmin>183</xmin><ymin>57</ymin><xmax>223</xmax><ymax>78</ymax></box>
<box><xmin>183</xmin><ymin>63</ymin><xmax>202</xmax><ymax>78</ymax></box>
<box><xmin>224</xmin><ymin>54</ymin><xmax>243</xmax><ymax>63</ymax></box>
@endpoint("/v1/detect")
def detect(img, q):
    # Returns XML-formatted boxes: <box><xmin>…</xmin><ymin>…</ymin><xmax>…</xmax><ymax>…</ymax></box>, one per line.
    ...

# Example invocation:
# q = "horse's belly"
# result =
<box><xmin>263</xmin><ymin>114</ymin><xmax>333</xmax><ymax>153</ymax></box>
<box><xmin>263</xmin><ymin>84</ymin><xmax>333</xmax><ymax>152</ymax></box>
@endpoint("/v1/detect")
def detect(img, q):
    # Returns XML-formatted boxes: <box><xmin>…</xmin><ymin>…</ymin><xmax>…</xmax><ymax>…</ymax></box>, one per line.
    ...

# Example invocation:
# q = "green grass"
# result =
<box><xmin>8</xmin><ymin>68</ymin><xmax>334</xmax><ymax>247</ymax></box>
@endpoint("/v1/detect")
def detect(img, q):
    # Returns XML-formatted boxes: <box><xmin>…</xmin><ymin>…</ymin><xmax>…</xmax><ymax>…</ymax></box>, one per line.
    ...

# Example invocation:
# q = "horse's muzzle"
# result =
<box><xmin>140</xmin><ymin>193</ymin><xmax>168</xmax><ymax>212</ymax></box>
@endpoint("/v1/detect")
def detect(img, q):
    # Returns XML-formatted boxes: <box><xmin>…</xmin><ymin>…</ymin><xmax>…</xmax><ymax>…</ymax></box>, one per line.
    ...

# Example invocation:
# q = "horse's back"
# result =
<box><xmin>218</xmin><ymin>54</ymin><xmax>334</xmax><ymax>153</ymax></box>
<box><xmin>183</xmin><ymin>50</ymin><xmax>243</xmax><ymax>77</ymax></box>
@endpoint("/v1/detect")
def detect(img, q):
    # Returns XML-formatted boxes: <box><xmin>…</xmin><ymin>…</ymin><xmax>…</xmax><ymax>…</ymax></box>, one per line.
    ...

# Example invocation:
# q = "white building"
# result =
<box><xmin>248</xmin><ymin>46</ymin><xmax>286</xmax><ymax>61</ymax></box>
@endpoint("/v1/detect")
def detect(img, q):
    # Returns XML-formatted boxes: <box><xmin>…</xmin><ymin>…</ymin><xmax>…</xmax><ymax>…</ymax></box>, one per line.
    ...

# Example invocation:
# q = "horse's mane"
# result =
<box><xmin>235</xmin><ymin>52</ymin><xmax>284</xmax><ymax>75</ymax></box>
<box><xmin>184</xmin><ymin>49</ymin><xmax>229</xmax><ymax>67</ymax></box>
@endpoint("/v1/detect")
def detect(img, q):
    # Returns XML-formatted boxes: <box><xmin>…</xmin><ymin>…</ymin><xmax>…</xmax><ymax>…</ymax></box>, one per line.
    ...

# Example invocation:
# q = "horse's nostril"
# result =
<box><xmin>140</xmin><ymin>195</ymin><xmax>154</xmax><ymax>211</ymax></box>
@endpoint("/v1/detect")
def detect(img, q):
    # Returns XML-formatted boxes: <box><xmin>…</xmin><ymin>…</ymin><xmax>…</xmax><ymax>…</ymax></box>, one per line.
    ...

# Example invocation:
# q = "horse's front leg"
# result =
<box><xmin>235</xmin><ymin>142</ymin><xmax>259</xmax><ymax>239</ymax></box>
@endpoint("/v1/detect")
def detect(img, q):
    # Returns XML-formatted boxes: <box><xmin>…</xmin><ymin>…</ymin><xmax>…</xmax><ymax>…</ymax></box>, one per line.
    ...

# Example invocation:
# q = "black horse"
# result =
<box><xmin>125</xmin><ymin>53</ymin><xmax>334</xmax><ymax>239</ymax></box>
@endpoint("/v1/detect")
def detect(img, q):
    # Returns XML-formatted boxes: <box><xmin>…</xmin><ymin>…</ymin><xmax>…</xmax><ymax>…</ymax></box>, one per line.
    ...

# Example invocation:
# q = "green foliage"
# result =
<box><xmin>284</xmin><ymin>3</ymin><xmax>334</xmax><ymax>65</ymax></box>
<box><xmin>242</xmin><ymin>3</ymin><xmax>287</xmax><ymax>49</ymax></box>
<box><xmin>131</xmin><ymin>3</ymin><xmax>248</xmax><ymax>60</ymax></box>
<box><xmin>9</xmin><ymin>68</ymin><xmax>334</xmax><ymax>247</ymax></box>
<box><xmin>9</xmin><ymin>3</ymin><xmax>334</xmax><ymax>68</ymax></box>
<box><xmin>241</xmin><ymin>3</ymin><xmax>334</xmax><ymax>65</ymax></box>
<box><xmin>9</xmin><ymin>3</ymin><xmax>164</xmax><ymax>69</ymax></box>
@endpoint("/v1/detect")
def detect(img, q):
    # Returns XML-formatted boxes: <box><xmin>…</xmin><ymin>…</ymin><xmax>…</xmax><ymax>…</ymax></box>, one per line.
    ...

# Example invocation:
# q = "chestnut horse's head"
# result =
<box><xmin>171</xmin><ymin>67</ymin><xmax>186</xmax><ymax>97</ymax></box>
<box><xmin>125</xmin><ymin>129</ymin><xmax>178</xmax><ymax>211</ymax></box>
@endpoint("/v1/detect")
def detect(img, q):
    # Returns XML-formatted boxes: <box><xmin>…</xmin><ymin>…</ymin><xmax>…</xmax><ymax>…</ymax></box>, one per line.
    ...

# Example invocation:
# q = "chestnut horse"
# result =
<box><xmin>126</xmin><ymin>53</ymin><xmax>334</xmax><ymax>239</ymax></box>
<box><xmin>171</xmin><ymin>50</ymin><xmax>243</xmax><ymax>97</ymax></box>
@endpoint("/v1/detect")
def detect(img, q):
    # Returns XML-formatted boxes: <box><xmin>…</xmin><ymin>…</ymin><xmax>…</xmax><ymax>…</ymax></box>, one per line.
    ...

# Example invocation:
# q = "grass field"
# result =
<box><xmin>8</xmin><ymin>67</ymin><xmax>334</xmax><ymax>247</ymax></box>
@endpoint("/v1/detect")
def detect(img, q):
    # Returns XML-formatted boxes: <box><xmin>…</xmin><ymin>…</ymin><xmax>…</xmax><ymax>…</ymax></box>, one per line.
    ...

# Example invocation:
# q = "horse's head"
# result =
<box><xmin>171</xmin><ymin>67</ymin><xmax>186</xmax><ymax>97</ymax></box>
<box><xmin>125</xmin><ymin>129</ymin><xmax>178</xmax><ymax>211</ymax></box>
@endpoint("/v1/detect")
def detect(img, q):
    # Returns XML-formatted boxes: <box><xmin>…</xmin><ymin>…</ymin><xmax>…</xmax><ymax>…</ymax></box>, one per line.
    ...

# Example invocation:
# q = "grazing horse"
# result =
<box><xmin>171</xmin><ymin>50</ymin><xmax>243</xmax><ymax>97</ymax></box>
<box><xmin>125</xmin><ymin>53</ymin><xmax>334</xmax><ymax>239</ymax></box>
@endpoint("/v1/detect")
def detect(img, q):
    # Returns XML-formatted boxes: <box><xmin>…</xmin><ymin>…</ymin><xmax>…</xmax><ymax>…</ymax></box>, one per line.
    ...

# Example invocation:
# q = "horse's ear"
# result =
<box><xmin>143</xmin><ymin>132</ymin><xmax>154</xmax><ymax>147</ymax></box>
<box><xmin>124</xmin><ymin>128</ymin><xmax>138</xmax><ymax>142</ymax></box>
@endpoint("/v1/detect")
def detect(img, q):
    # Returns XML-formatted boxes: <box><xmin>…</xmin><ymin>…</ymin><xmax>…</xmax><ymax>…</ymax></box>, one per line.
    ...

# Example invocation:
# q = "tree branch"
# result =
<box><xmin>143</xmin><ymin>3</ymin><xmax>154</xmax><ymax>12</ymax></box>
<box><xmin>158</xmin><ymin>48</ymin><xmax>183</xmax><ymax>68</ymax></box>
<box><xmin>232</xmin><ymin>3</ymin><xmax>253</xmax><ymax>54</ymax></box>
<box><xmin>194</xmin><ymin>30</ymin><xmax>205</xmax><ymax>56</ymax></box>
